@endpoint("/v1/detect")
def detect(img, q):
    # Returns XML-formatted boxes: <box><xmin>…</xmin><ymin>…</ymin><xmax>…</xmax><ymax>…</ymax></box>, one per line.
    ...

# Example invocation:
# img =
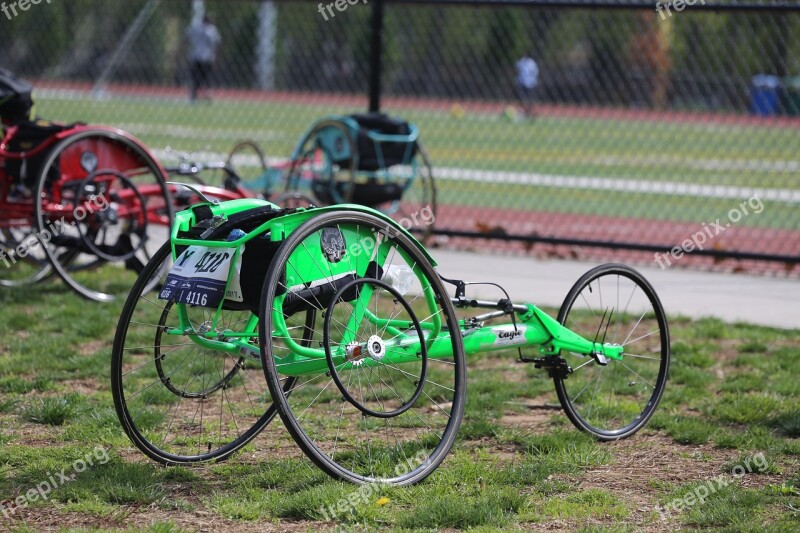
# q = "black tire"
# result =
<box><xmin>270</xmin><ymin>191</ymin><xmax>316</xmax><ymax>209</ymax></box>
<box><xmin>0</xmin><ymin>226</ymin><xmax>55</xmax><ymax>287</ymax></box>
<box><xmin>111</xmin><ymin>241</ymin><xmax>305</xmax><ymax>464</ymax></box>
<box><xmin>227</xmin><ymin>139</ymin><xmax>268</xmax><ymax>184</ymax></box>
<box><xmin>33</xmin><ymin>129</ymin><xmax>174</xmax><ymax>302</ymax></box>
<box><xmin>554</xmin><ymin>264</ymin><xmax>670</xmax><ymax>440</ymax></box>
<box><xmin>387</xmin><ymin>142</ymin><xmax>437</xmax><ymax>243</ymax></box>
<box><xmin>286</xmin><ymin>120</ymin><xmax>357</xmax><ymax>205</ymax></box>
<box><xmin>258</xmin><ymin>211</ymin><xmax>466</xmax><ymax>485</ymax></box>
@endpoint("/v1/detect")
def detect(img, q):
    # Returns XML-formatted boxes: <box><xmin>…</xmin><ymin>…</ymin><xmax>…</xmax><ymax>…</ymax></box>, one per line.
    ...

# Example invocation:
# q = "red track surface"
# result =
<box><xmin>36</xmin><ymin>81</ymin><xmax>800</xmax><ymax>274</ymax></box>
<box><xmin>35</xmin><ymin>80</ymin><xmax>800</xmax><ymax>129</ymax></box>
<box><xmin>432</xmin><ymin>204</ymin><xmax>800</xmax><ymax>276</ymax></box>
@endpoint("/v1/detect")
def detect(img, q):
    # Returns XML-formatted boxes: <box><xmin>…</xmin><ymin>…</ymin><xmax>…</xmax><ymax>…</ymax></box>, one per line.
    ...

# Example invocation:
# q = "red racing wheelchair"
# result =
<box><xmin>0</xmin><ymin>69</ymin><xmax>244</xmax><ymax>301</ymax></box>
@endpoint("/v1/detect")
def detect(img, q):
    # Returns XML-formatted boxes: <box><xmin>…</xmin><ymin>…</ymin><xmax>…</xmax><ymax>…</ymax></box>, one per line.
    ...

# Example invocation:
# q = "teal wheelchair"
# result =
<box><xmin>283</xmin><ymin>113</ymin><xmax>436</xmax><ymax>239</ymax></box>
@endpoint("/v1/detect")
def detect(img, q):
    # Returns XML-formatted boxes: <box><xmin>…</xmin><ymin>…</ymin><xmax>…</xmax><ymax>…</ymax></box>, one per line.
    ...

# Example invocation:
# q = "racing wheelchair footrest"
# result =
<box><xmin>520</xmin><ymin>356</ymin><xmax>573</xmax><ymax>379</ymax></box>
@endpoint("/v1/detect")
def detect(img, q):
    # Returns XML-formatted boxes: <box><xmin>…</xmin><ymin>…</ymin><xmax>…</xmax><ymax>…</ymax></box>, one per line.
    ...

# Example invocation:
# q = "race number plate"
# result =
<box><xmin>158</xmin><ymin>245</ymin><xmax>244</xmax><ymax>307</ymax></box>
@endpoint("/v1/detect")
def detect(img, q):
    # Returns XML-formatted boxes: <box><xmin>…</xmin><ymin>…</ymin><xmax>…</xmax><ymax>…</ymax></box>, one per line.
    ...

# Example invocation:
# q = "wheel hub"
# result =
<box><xmin>94</xmin><ymin>204</ymin><xmax>119</xmax><ymax>225</ymax></box>
<box><xmin>345</xmin><ymin>342</ymin><xmax>365</xmax><ymax>364</ymax></box>
<box><xmin>366</xmin><ymin>335</ymin><xmax>385</xmax><ymax>361</ymax></box>
<box><xmin>198</xmin><ymin>321</ymin><xmax>216</xmax><ymax>336</ymax></box>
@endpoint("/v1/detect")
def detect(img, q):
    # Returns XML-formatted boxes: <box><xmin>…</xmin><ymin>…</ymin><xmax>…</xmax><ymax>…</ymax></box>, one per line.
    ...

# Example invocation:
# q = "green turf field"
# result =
<box><xmin>1</xmin><ymin>269</ymin><xmax>799</xmax><ymax>531</ymax></box>
<box><xmin>35</xmin><ymin>94</ymin><xmax>800</xmax><ymax>229</ymax></box>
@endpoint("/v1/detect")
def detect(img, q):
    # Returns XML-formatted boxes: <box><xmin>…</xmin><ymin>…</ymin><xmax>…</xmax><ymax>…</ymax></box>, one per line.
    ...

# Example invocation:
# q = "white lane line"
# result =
<box><xmin>434</xmin><ymin>166</ymin><xmax>800</xmax><ymax>203</ymax></box>
<box><xmin>118</xmin><ymin>122</ymin><xmax>284</xmax><ymax>142</ymax></box>
<box><xmin>152</xmin><ymin>147</ymin><xmax>800</xmax><ymax>202</ymax></box>
<box><xmin>151</xmin><ymin>148</ymin><xmax>800</xmax><ymax>203</ymax></box>
<box><xmin>152</xmin><ymin>149</ymin><xmax>276</xmax><ymax>168</ymax></box>
<box><xmin>591</xmin><ymin>154</ymin><xmax>800</xmax><ymax>174</ymax></box>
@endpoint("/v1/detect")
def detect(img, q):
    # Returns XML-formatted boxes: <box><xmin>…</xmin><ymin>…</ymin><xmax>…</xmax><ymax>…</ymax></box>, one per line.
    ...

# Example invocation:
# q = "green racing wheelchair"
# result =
<box><xmin>111</xmin><ymin>195</ymin><xmax>670</xmax><ymax>486</ymax></box>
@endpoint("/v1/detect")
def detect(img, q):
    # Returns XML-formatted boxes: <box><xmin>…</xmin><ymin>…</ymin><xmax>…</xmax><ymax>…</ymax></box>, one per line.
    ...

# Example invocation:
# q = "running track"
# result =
<box><xmin>36</xmin><ymin>81</ymin><xmax>800</xmax><ymax>274</ymax></box>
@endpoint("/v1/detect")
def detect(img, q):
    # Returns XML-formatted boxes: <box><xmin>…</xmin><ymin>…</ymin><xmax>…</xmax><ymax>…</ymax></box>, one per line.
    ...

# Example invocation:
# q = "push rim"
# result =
<box><xmin>323</xmin><ymin>277</ymin><xmax>429</xmax><ymax>419</ymax></box>
<box><xmin>33</xmin><ymin>129</ymin><xmax>173</xmax><ymax>301</ymax></box>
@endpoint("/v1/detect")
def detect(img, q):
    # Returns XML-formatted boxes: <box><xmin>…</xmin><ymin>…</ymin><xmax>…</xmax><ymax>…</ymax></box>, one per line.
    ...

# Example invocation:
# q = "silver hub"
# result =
<box><xmin>345</xmin><ymin>342</ymin><xmax>365</xmax><ymax>364</ymax></box>
<box><xmin>197</xmin><ymin>321</ymin><xmax>215</xmax><ymax>336</ymax></box>
<box><xmin>366</xmin><ymin>335</ymin><xmax>385</xmax><ymax>361</ymax></box>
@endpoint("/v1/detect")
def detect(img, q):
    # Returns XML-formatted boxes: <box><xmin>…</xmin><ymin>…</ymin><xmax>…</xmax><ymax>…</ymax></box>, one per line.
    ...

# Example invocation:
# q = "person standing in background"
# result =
<box><xmin>186</xmin><ymin>15</ymin><xmax>221</xmax><ymax>102</ymax></box>
<box><xmin>515</xmin><ymin>54</ymin><xmax>539</xmax><ymax>118</ymax></box>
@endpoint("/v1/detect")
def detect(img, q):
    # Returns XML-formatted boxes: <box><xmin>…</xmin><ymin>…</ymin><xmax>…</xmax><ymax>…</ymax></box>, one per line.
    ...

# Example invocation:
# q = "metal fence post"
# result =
<box><xmin>369</xmin><ymin>0</ymin><xmax>385</xmax><ymax>112</ymax></box>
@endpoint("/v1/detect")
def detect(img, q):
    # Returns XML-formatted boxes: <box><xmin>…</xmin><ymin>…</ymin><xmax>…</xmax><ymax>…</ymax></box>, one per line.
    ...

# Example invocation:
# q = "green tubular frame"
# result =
<box><xmin>161</xmin><ymin>199</ymin><xmax>624</xmax><ymax>378</ymax></box>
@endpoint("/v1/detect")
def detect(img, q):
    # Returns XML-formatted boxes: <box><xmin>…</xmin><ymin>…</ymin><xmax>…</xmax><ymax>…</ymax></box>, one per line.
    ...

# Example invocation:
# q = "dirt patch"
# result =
<box><xmin>577</xmin><ymin>433</ymin><xmax>782</xmax><ymax>530</ymax></box>
<box><xmin>1</xmin><ymin>416</ymin><xmax>66</xmax><ymax>448</ymax></box>
<box><xmin>79</xmin><ymin>339</ymin><xmax>110</xmax><ymax>357</ymax></box>
<box><xmin>500</xmin><ymin>400</ymin><xmax>562</xmax><ymax>433</ymax></box>
<box><xmin>3</xmin><ymin>505</ymin><xmax>327</xmax><ymax>532</ymax></box>
<box><xmin>59</xmin><ymin>378</ymin><xmax>105</xmax><ymax>395</ymax></box>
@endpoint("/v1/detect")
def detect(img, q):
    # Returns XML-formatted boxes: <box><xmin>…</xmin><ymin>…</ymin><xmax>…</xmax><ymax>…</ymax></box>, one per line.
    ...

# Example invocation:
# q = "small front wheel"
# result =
<box><xmin>554</xmin><ymin>264</ymin><xmax>670</xmax><ymax>440</ymax></box>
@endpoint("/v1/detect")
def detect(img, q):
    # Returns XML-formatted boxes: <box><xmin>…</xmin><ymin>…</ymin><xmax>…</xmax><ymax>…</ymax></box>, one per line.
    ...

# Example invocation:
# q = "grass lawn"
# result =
<box><xmin>34</xmin><ymin>94</ymin><xmax>800</xmax><ymax>230</ymax></box>
<box><xmin>1</xmin><ymin>266</ymin><xmax>799</xmax><ymax>531</ymax></box>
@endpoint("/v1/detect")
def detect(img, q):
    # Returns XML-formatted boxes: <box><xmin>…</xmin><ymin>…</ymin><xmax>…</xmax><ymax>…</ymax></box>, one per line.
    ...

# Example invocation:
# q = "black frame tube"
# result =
<box><xmin>368</xmin><ymin>0</ymin><xmax>385</xmax><ymax>112</ymax></box>
<box><xmin>381</xmin><ymin>1</ymin><xmax>800</xmax><ymax>11</ymax></box>
<box><xmin>430</xmin><ymin>229</ymin><xmax>800</xmax><ymax>264</ymax></box>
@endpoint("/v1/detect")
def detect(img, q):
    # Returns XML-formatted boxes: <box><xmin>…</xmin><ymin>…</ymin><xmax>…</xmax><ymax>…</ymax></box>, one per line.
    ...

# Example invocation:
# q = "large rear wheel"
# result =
<box><xmin>259</xmin><ymin>211</ymin><xmax>466</xmax><ymax>485</ymax></box>
<box><xmin>380</xmin><ymin>143</ymin><xmax>437</xmax><ymax>243</ymax></box>
<box><xmin>33</xmin><ymin>129</ymin><xmax>174</xmax><ymax>301</ymax></box>
<box><xmin>285</xmin><ymin>120</ymin><xmax>357</xmax><ymax>205</ymax></box>
<box><xmin>111</xmin><ymin>241</ymin><xmax>309</xmax><ymax>464</ymax></box>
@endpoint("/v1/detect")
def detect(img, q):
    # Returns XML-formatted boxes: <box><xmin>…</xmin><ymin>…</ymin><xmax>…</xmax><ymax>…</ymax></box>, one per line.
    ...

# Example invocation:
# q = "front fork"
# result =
<box><xmin>455</xmin><ymin>301</ymin><xmax>624</xmax><ymax>364</ymax></box>
<box><xmin>524</xmin><ymin>305</ymin><xmax>624</xmax><ymax>362</ymax></box>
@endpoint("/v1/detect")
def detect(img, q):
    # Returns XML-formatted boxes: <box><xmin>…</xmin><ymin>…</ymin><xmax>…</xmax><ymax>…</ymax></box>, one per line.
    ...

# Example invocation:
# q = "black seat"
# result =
<box><xmin>0</xmin><ymin>68</ymin><xmax>33</xmax><ymax>126</ymax></box>
<box><xmin>348</xmin><ymin>113</ymin><xmax>417</xmax><ymax>171</ymax></box>
<box><xmin>3</xmin><ymin>120</ymin><xmax>74</xmax><ymax>186</ymax></box>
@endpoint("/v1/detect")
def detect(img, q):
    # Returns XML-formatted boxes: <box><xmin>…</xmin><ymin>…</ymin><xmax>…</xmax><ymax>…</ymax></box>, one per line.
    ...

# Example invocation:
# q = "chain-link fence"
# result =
<box><xmin>2</xmin><ymin>0</ymin><xmax>798</xmax><ymax>274</ymax></box>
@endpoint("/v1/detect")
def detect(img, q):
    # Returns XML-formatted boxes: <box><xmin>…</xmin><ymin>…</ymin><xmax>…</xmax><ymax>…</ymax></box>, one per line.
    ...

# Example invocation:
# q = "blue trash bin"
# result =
<box><xmin>750</xmin><ymin>74</ymin><xmax>780</xmax><ymax>116</ymax></box>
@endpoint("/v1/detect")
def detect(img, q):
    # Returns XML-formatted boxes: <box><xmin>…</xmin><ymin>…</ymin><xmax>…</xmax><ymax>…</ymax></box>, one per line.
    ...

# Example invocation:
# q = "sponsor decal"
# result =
<box><xmin>491</xmin><ymin>326</ymin><xmax>527</xmax><ymax>346</ymax></box>
<box><xmin>321</xmin><ymin>227</ymin><xmax>346</xmax><ymax>263</ymax></box>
